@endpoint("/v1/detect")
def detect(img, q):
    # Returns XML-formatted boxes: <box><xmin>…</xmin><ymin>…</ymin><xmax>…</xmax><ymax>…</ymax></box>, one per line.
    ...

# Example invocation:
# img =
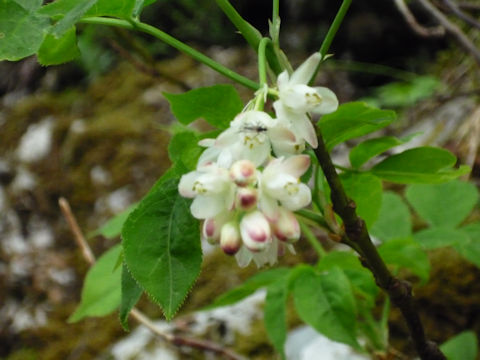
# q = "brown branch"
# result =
<box><xmin>313</xmin><ymin>132</ymin><xmax>446</xmax><ymax>360</ymax></box>
<box><xmin>442</xmin><ymin>0</ymin><xmax>480</xmax><ymax>30</ymax></box>
<box><xmin>58</xmin><ymin>197</ymin><xmax>245</xmax><ymax>360</ymax></box>
<box><xmin>394</xmin><ymin>0</ymin><xmax>446</xmax><ymax>37</ymax></box>
<box><xmin>416</xmin><ymin>0</ymin><xmax>480</xmax><ymax>64</ymax></box>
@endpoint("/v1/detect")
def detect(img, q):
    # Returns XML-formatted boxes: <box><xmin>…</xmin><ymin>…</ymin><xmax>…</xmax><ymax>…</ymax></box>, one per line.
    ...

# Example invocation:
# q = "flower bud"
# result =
<box><xmin>220</xmin><ymin>221</ymin><xmax>242</xmax><ymax>255</ymax></box>
<box><xmin>202</xmin><ymin>218</ymin><xmax>220</xmax><ymax>244</ymax></box>
<box><xmin>236</xmin><ymin>187</ymin><xmax>258</xmax><ymax>211</ymax></box>
<box><xmin>240</xmin><ymin>211</ymin><xmax>271</xmax><ymax>252</ymax></box>
<box><xmin>272</xmin><ymin>208</ymin><xmax>300</xmax><ymax>243</ymax></box>
<box><xmin>230</xmin><ymin>160</ymin><xmax>257</xmax><ymax>187</ymax></box>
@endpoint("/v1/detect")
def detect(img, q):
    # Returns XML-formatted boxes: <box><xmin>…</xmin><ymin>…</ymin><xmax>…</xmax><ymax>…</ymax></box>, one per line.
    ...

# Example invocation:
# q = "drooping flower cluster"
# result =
<box><xmin>178</xmin><ymin>53</ymin><xmax>338</xmax><ymax>267</ymax></box>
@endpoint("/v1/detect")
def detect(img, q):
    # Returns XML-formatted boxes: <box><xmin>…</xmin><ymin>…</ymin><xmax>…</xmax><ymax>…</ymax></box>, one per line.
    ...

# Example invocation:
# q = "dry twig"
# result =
<box><xmin>393</xmin><ymin>0</ymin><xmax>446</xmax><ymax>37</ymax></box>
<box><xmin>59</xmin><ymin>197</ymin><xmax>245</xmax><ymax>360</ymax></box>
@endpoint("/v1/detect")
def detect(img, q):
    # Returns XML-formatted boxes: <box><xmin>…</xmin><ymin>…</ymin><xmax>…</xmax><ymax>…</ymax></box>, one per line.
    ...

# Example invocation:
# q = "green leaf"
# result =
<box><xmin>414</xmin><ymin>227</ymin><xmax>470</xmax><ymax>250</ymax></box>
<box><xmin>349</xmin><ymin>135</ymin><xmax>410</xmax><ymax>168</ymax></box>
<box><xmin>122</xmin><ymin>178</ymin><xmax>202</xmax><ymax>320</ymax></box>
<box><xmin>85</xmin><ymin>0</ymin><xmax>136</xmax><ymax>18</ymax></box>
<box><xmin>293</xmin><ymin>266</ymin><xmax>360</xmax><ymax>349</ymax></box>
<box><xmin>370</xmin><ymin>76</ymin><xmax>441</xmax><ymax>108</ymax></box>
<box><xmin>206</xmin><ymin>267</ymin><xmax>290</xmax><ymax>309</ymax></box>
<box><xmin>69</xmin><ymin>245</ymin><xmax>122</xmax><ymax>322</ymax></box>
<box><xmin>341</xmin><ymin>172</ymin><xmax>383</xmax><ymax>228</ymax></box>
<box><xmin>0</xmin><ymin>0</ymin><xmax>49</xmax><ymax>61</ymax></box>
<box><xmin>371</xmin><ymin>191</ymin><xmax>412</xmax><ymax>242</ymax></box>
<box><xmin>318</xmin><ymin>102</ymin><xmax>396</xmax><ymax>151</ymax></box>
<box><xmin>456</xmin><ymin>222</ymin><xmax>480</xmax><ymax>267</ymax></box>
<box><xmin>15</xmin><ymin>0</ymin><xmax>43</xmax><ymax>11</ymax></box>
<box><xmin>119</xmin><ymin>263</ymin><xmax>143</xmax><ymax>331</ymax></box>
<box><xmin>440</xmin><ymin>331</ymin><xmax>478</xmax><ymax>360</ymax></box>
<box><xmin>168</xmin><ymin>131</ymin><xmax>203</xmax><ymax>171</ymax></box>
<box><xmin>317</xmin><ymin>251</ymin><xmax>378</xmax><ymax>308</ymax></box>
<box><xmin>164</xmin><ymin>85</ymin><xmax>244</xmax><ymax>129</ymax></box>
<box><xmin>37</xmin><ymin>26</ymin><xmax>80</xmax><ymax>65</ymax></box>
<box><xmin>89</xmin><ymin>204</ymin><xmax>137</xmax><ymax>239</ymax></box>
<box><xmin>406</xmin><ymin>180</ymin><xmax>478</xmax><ymax>228</ymax></box>
<box><xmin>38</xmin><ymin>0</ymin><xmax>98</xmax><ymax>38</ymax></box>
<box><xmin>264</xmin><ymin>279</ymin><xmax>289</xmax><ymax>359</ymax></box>
<box><xmin>371</xmin><ymin>147</ymin><xmax>469</xmax><ymax>184</ymax></box>
<box><xmin>378</xmin><ymin>238</ymin><xmax>430</xmax><ymax>283</ymax></box>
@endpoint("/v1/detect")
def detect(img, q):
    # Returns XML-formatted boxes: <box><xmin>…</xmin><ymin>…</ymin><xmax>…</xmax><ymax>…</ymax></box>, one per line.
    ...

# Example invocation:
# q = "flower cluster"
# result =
<box><xmin>178</xmin><ymin>53</ymin><xmax>338</xmax><ymax>267</ymax></box>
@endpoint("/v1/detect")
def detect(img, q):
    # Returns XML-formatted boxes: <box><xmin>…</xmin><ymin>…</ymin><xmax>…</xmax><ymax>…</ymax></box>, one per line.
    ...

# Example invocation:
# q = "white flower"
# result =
<box><xmin>197</xmin><ymin>110</ymin><xmax>303</xmax><ymax>168</ymax></box>
<box><xmin>220</xmin><ymin>221</ymin><xmax>242</xmax><ymax>255</ymax></box>
<box><xmin>259</xmin><ymin>155</ymin><xmax>312</xmax><ymax>220</ymax></box>
<box><xmin>273</xmin><ymin>52</ymin><xmax>339</xmax><ymax>148</ymax></box>
<box><xmin>178</xmin><ymin>163</ymin><xmax>235</xmax><ymax>219</ymax></box>
<box><xmin>234</xmin><ymin>237</ymin><xmax>295</xmax><ymax>268</ymax></box>
<box><xmin>272</xmin><ymin>207</ymin><xmax>301</xmax><ymax>243</ymax></box>
<box><xmin>240</xmin><ymin>211</ymin><xmax>272</xmax><ymax>252</ymax></box>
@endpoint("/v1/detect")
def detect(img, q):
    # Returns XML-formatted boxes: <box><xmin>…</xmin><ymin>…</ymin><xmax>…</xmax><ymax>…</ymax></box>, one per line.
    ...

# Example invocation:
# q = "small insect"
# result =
<box><xmin>241</xmin><ymin>124</ymin><xmax>268</xmax><ymax>133</ymax></box>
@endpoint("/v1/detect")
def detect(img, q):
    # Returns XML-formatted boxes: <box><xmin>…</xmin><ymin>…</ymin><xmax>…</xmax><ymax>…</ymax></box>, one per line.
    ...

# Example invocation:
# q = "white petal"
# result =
<box><xmin>311</xmin><ymin>87</ymin><xmax>339</xmax><ymax>114</ymax></box>
<box><xmin>197</xmin><ymin>147</ymin><xmax>221</xmax><ymax>168</ymax></box>
<box><xmin>234</xmin><ymin>246</ymin><xmax>253</xmax><ymax>267</ymax></box>
<box><xmin>279</xmin><ymin>183</ymin><xmax>312</xmax><ymax>211</ymax></box>
<box><xmin>289</xmin><ymin>52</ymin><xmax>322</xmax><ymax>85</ymax></box>
<box><xmin>259</xmin><ymin>194</ymin><xmax>280</xmax><ymax>221</ymax></box>
<box><xmin>268</xmin><ymin>126</ymin><xmax>304</xmax><ymax>157</ymax></box>
<box><xmin>277</xmin><ymin>70</ymin><xmax>290</xmax><ymax>90</ymax></box>
<box><xmin>291</xmin><ymin>112</ymin><xmax>318</xmax><ymax>148</ymax></box>
<box><xmin>198</xmin><ymin>138</ymin><xmax>215</xmax><ymax>147</ymax></box>
<box><xmin>190</xmin><ymin>195</ymin><xmax>225</xmax><ymax>219</ymax></box>
<box><xmin>178</xmin><ymin>171</ymin><xmax>199</xmax><ymax>198</ymax></box>
<box><xmin>240</xmin><ymin>211</ymin><xmax>271</xmax><ymax>251</ymax></box>
<box><xmin>276</xmin><ymin>154</ymin><xmax>311</xmax><ymax>178</ymax></box>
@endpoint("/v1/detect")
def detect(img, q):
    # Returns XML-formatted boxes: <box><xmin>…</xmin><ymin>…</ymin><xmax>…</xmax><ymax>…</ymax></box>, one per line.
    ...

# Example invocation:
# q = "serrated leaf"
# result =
<box><xmin>265</xmin><ymin>278</ymin><xmax>288</xmax><ymax>359</ymax></box>
<box><xmin>85</xmin><ymin>0</ymin><xmax>136</xmax><ymax>18</ymax></box>
<box><xmin>440</xmin><ymin>331</ymin><xmax>478</xmax><ymax>360</ymax></box>
<box><xmin>168</xmin><ymin>131</ymin><xmax>203</xmax><ymax>170</ymax></box>
<box><xmin>122</xmin><ymin>178</ymin><xmax>202</xmax><ymax>320</ymax></box>
<box><xmin>378</xmin><ymin>238</ymin><xmax>430</xmax><ymax>283</ymax></box>
<box><xmin>293</xmin><ymin>267</ymin><xmax>360</xmax><ymax>349</ymax></box>
<box><xmin>456</xmin><ymin>222</ymin><xmax>480</xmax><ymax>267</ymax></box>
<box><xmin>372</xmin><ymin>147</ymin><xmax>469</xmax><ymax>184</ymax></box>
<box><xmin>89</xmin><ymin>203</ymin><xmax>137</xmax><ymax>239</ymax></box>
<box><xmin>414</xmin><ymin>227</ymin><xmax>469</xmax><ymax>250</ymax></box>
<box><xmin>38</xmin><ymin>0</ymin><xmax>97</xmax><ymax>38</ymax></box>
<box><xmin>206</xmin><ymin>267</ymin><xmax>290</xmax><ymax>309</ymax></box>
<box><xmin>349</xmin><ymin>135</ymin><xmax>412</xmax><ymax>168</ymax></box>
<box><xmin>119</xmin><ymin>263</ymin><xmax>143</xmax><ymax>331</ymax></box>
<box><xmin>37</xmin><ymin>26</ymin><xmax>80</xmax><ymax>65</ymax></box>
<box><xmin>318</xmin><ymin>102</ymin><xmax>396</xmax><ymax>151</ymax></box>
<box><xmin>164</xmin><ymin>85</ymin><xmax>244</xmax><ymax>129</ymax></box>
<box><xmin>317</xmin><ymin>251</ymin><xmax>378</xmax><ymax>308</ymax></box>
<box><xmin>0</xmin><ymin>0</ymin><xmax>49</xmax><ymax>61</ymax></box>
<box><xmin>341</xmin><ymin>172</ymin><xmax>383</xmax><ymax>228</ymax></box>
<box><xmin>371</xmin><ymin>191</ymin><xmax>412</xmax><ymax>242</ymax></box>
<box><xmin>69</xmin><ymin>245</ymin><xmax>122</xmax><ymax>323</ymax></box>
<box><xmin>406</xmin><ymin>180</ymin><xmax>478</xmax><ymax>228</ymax></box>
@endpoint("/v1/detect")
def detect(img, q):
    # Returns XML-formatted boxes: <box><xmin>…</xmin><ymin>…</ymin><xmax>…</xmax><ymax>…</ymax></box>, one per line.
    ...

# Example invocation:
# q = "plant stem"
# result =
<box><xmin>313</xmin><ymin>129</ymin><xmax>446</xmax><ymax>360</ymax></box>
<box><xmin>254</xmin><ymin>38</ymin><xmax>270</xmax><ymax>110</ymax></box>
<box><xmin>80</xmin><ymin>17</ymin><xmax>260</xmax><ymax>90</ymax></box>
<box><xmin>309</xmin><ymin>0</ymin><xmax>352</xmax><ymax>85</ymax></box>
<box><xmin>215</xmin><ymin>0</ymin><xmax>283</xmax><ymax>75</ymax></box>
<box><xmin>299</xmin><ymin>219</ymin><xmax>326</xmax><ymax>258</ymax></box>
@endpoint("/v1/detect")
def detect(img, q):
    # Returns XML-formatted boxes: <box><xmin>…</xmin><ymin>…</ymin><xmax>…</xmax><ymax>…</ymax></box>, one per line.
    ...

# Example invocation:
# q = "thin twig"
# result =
<box><xmin>457</xmin><ymin>2</ymin><xmax>480</xmax><ymax>11</ymax></box>
<box><xmin>312</xmin><ymin>132</ymin><xmax>446</xmax><ymax>360</ymax></box>
<box><xmin>393</xmin><ymin>0</ymin><xmax>445</xmax><ymax>37</ymax></box>
<box><xmin>417</xmin><ymin>0</ymin><xmax>480</xmax><ymax>64</ymax></box>
<box><xmin>58</xmin><ymin>197</ymin><xmax>246</xmax><ymax>360</ymax></box>
<box><xmin>442</xmin><ymin>0</ymin><xmax>480</xmax><ymax>30</ymax></box>
<box><xmin>59</xmin><ymin>198</ymin><xmax>95</xmax><ymax>266</ymax></box>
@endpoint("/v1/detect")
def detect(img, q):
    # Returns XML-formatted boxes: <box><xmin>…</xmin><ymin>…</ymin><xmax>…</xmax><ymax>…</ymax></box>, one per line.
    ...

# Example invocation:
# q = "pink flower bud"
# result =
<box><xmin>230</xmin><ymin>160</ymin><xmax>257</xmax><ymax>187</ymax></box>
<box><xmin>202</xmin><ymin>218</ymin><xmax>220</xmax><ymax>244</ymax></box>
<box><xmin>236</xmin><ymin>187</ymin><xmax>258</xmax><ymax>211</ymax></box>
<box><xmin>272</xmin><ymin>208</ymin><xmax>301</xmax><ymax>243</ymax></box>
<box><xmin>240</xmin><ymin>211</ymin><xmax>271</xmax><ymax>252</ymax></box>
<box><xmin>220</xmin><ymin>222</ymin><xmax>242</xmax><ymax>255</ymax></box>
